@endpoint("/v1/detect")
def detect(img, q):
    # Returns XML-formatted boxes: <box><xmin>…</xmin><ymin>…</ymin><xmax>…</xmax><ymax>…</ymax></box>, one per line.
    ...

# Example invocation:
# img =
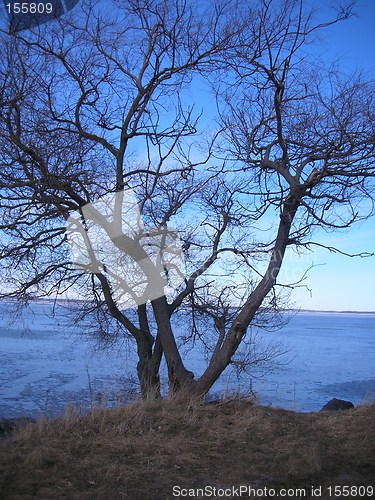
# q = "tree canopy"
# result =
<box><xmin>0</xmin><ymin>0</ymin><xmax>374</xmax><ymax>398</ymax></box>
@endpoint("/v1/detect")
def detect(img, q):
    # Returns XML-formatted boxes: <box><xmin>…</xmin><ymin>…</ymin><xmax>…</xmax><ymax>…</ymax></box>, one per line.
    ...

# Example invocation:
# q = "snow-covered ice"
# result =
<box><xmin>1</xmin><ymin>301</ymin><xmax>374</xmax><ymax>417</ymax></box>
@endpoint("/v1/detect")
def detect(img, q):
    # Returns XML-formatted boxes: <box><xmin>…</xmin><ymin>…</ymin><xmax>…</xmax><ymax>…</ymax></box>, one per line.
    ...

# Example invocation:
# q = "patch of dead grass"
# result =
<box><xmin>0</xmin><ymin>399</ymin><xmax>374</xmax><ymax>499</ymax></box>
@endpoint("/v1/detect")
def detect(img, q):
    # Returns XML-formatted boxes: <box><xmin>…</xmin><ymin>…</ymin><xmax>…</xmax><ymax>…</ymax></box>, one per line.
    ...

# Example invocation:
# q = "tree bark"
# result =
<box><xmin>193</xmin><ymin>188</ymin><xmax>303</xmax><ymax>396</ymax></box>
<box><xmin>136</xmin><ymin>336</ymin><xmax>162</xmax><ymax>400</ymax></box>
<box><xmin>151</xmin><ymin>295</ymin><xmax>195</xmax><ymax>395</ymax></box>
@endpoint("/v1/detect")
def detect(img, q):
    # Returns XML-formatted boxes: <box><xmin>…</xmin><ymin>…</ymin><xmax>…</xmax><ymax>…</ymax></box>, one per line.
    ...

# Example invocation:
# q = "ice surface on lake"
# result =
<box><xmin>1</xmin><ymin>302</ymin><xmax>374</xmax><ymax>417</ymax></box>
<box><xmin>0</xmin><ymin>301</ymin><xmax>138</xmax><ymax>418</ymax></box>
<box><xmin>226</xmin><ymin>311</ymin><xmax>375</xmax><ymax>411</ymax></box>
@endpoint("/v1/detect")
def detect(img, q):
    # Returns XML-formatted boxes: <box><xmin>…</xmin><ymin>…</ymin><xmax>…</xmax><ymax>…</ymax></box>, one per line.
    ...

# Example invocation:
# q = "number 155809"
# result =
<box><xmin>5</xmin><ymin>3</ymin><xmax>53</xmax><ymax>14</ymax></box>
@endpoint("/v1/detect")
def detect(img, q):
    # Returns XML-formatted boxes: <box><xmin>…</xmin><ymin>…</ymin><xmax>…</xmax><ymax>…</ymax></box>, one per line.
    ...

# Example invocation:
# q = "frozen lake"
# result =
<box><xmin>1</xmin><ymin>301</ymin><xmax>374</xmax><ymax>418</ymax></box>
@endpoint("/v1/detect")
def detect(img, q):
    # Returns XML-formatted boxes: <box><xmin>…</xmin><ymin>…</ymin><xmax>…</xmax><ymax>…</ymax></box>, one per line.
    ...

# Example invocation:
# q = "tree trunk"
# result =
<box><xmin>137</xmin><ymin>356</ymin><xmax>162</xmax><ymax>400</ymax></box>
<box><xmin>136</xmin><ymin>305</ymin><xmax>163</xmax><ymax>399</ymax></box>
<box><xmin>193</xmin><ymin>189</ymin><xmax>302</xmax><ymax>396</ymax></box>
<box><xmin>151</xmin><ymin>295</ymin><xmax>195</xmax><ymax>395</ymax></box>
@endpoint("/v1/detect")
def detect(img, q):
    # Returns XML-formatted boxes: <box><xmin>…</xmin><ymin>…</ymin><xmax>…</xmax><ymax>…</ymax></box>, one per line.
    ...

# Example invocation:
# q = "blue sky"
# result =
<box><xmin>279</xmin><ymin>0</ymin><xmax>375</xmax><ymax>311</ymax></box>
<box><xmin>190</xmin><ymin>1</ymin><xmax>375</xmax><ymax>312</ymax></box>
<box><xmin>0</xmin><ymin>0</ymin><xmax>373</xmax><ymax>311</ymax></box>
<box><xmin>321</xmin><ymin>0</ymin><xmax>375</xmax><ymax>74</ymax></box>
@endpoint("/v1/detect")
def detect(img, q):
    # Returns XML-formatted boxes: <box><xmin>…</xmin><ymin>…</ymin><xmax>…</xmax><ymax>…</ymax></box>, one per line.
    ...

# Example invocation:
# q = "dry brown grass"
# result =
<box><xmin>0</xmin><ymin>399</ymin><xmax>374</xmax><ymax>499</ymax></box>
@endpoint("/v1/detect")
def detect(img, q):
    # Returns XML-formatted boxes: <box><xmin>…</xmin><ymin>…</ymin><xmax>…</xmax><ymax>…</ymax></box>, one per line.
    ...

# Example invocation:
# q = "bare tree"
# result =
<box><xmin>192</xmin><ymin>0</ymin><xmax>375</xmax><ymax>394</ymax></box>
<box><xmin>0</xmin><ymin>0</ymin><xmax>244</xmax><ymax>397</ymax></box>
<box><xmin>0</xmin><ymin>0</ymin><xmax>374</xmax><ymax>400</ymax></box>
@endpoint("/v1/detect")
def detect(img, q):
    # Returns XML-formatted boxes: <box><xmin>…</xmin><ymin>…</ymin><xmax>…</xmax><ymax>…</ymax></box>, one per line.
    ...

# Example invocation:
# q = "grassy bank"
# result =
<box><xmin>0</xmin><ymin>399</ymin><xmax>374</xmax><ymax>499</ymax></box>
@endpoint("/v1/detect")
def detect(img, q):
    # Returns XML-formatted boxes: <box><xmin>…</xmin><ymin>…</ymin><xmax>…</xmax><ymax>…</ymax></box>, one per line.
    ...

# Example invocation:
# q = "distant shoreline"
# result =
<box><xmin>285</xmin><ymin>308</ymin><xmax>375</xmax><ymax>315</ymax></box>
<box><xmin>0</xmin><ymin>297</ymin><xmax>374</xmax><ymax>315</ymax></box>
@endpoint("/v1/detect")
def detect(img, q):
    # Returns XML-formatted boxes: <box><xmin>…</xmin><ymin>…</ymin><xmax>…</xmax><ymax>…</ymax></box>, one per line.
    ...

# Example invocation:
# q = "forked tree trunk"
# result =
<box><xmin>137</xmin><ymin>189</ymin><xmax>302</xmax><ymax>399</ymax></box>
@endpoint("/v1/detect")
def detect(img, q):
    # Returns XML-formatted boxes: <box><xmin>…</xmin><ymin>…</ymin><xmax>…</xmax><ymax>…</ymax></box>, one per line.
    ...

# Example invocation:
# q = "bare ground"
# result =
<box><xmin>0</xmin><ymin>399</ymin><xmax>374</xmax><ymax>499</ymax></box>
